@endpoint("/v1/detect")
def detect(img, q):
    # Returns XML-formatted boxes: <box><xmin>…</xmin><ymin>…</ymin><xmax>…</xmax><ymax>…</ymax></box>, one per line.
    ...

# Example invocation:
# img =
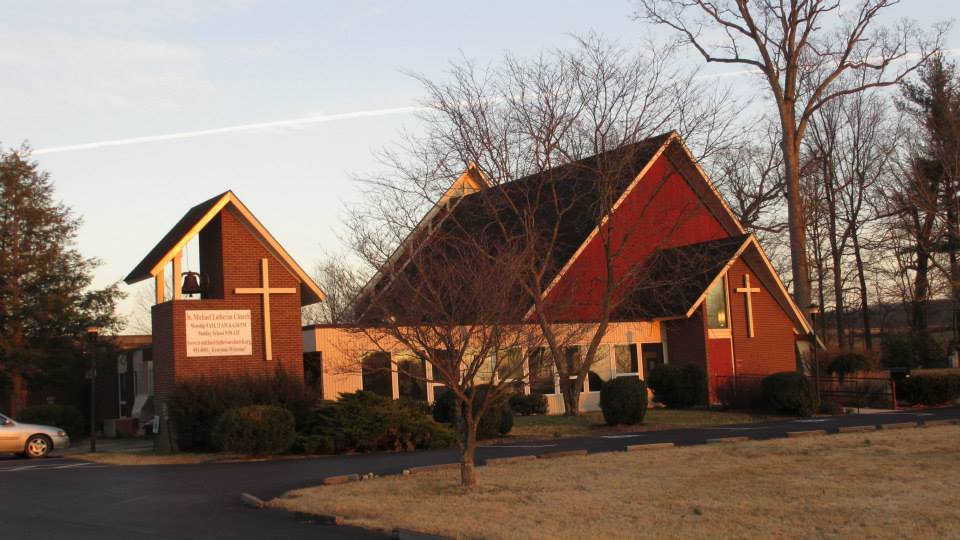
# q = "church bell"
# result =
<box><xmin>181</xmin><ymin>271</ymin><xmax>204</xmax><ymax>296</ymax></box>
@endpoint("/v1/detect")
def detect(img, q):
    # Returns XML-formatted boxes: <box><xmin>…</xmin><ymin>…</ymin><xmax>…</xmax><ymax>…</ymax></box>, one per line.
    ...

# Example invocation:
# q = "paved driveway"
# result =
<box><xmin>1</xmin><ymin>407</ymin><xmax>957</xmax><ymax>540</ymax></box>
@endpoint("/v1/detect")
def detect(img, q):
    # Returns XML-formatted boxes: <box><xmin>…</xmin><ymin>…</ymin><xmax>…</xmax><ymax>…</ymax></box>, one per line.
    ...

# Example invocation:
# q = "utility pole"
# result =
<box><xmin>86</xmin><ymin>325</ymin><xmax>99</xmax><ymax>453</ymax></box>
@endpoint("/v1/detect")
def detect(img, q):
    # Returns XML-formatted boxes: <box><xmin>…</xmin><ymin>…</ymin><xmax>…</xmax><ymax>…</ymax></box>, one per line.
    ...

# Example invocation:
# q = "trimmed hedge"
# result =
<box><xmin>647</xmin><ymin>364</ymin><xmax>706</xmax><ymax>408</ymax></box>
<box><xmin>827</xmin><ymin>353</ymin><xmax>873</xmax><ymax>383</ymax></box>
<box><xmin>432</xmin><ymin>385</ymin><xmax>514</xmax><ymax>440</ymax></box>
<box><xmin>508</xmin><ymin>393</ymin><xmax>548</xmax><ymax>416</ymax></box>
<box><xmin>900</xmin><ymin>374</ymin><xmax>960</xmax><ymax>406</ymax></box>
<box><xmin>17</xmin><ymin>404</ymin><xmax>86</xmax><ymax>438</ymax></box>
<box><xmin>168</xmin><ymin>370</ymin><xmax>318</xmax><ymax>452</ymax></box>
<box><xmin>761</xmin><ymin>371</ymin><xmax>817</xmax><ymax>417</ymax></box>
<box><xmin>599</xmin><ymin>377</ymin><xmax>648</xmax><ymax>425</ymax></box>
<box><xmin>212</xmin><ymin>405</ymin><xmax>296</xmax><ymax>455</ymax></box>
<box><xmin>296</xmin><ymin>391</ymin><xmax>453</xmax><ymax>454</ymax></box>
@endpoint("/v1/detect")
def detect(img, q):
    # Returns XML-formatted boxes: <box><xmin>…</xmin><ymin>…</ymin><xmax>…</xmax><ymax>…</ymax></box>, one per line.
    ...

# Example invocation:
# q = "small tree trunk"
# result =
<box><xmin>560</xmin><ymin>377</ymin><xmax>582</xmax><ymax>416</ymax></box>
<box><xmin>459</xmin><ymin>425</ymin><xmax>478</xmax><ymax>488</ymax></box>
<box><xmin>850</xmin><ymin>230</ymin><xmax>872</xmax><ymax>351</ymax></box>
<box><xmin>454</xmin><ymin>401</ymin><xmax>479</xmax><ymax>488</ymax></box>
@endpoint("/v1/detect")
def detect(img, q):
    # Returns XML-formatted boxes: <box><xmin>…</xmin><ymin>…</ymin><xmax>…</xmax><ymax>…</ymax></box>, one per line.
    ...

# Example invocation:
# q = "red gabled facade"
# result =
<box><xmin>540</xmin><ymin>149</ymin><xmax>732</xmax><ymax>321</ymax></box>
<box><xmin>529</xmin><ymin>135</ymin><xmax>811</xmax><ymax>404</ymax></box>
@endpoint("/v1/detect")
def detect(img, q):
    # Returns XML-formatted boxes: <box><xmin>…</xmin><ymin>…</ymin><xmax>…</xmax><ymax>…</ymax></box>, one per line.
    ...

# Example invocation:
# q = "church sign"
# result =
<box><xmin>185</xmin><ymin>310</ymin><xmax>253</xmax><ymax>357</ymax></box>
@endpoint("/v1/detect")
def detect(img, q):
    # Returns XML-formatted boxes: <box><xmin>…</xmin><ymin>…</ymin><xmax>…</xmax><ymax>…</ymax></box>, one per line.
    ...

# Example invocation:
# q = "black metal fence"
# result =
<box><xmin>715</xmin><ymin>373</ymin><xmax>897</xmax><ymax>410</ymax></box>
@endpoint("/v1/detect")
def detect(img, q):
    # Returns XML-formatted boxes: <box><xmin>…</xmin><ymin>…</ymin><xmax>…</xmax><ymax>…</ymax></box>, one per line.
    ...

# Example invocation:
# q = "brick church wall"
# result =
<box><xmin>152</xmin><ymin>205</ymin><xmax>305</xmax><ymax>452</ymax></box>
<box><xmin>726</xmin><ymin>258</ymin><xmax>797</xmax><ymax>375</ymax></box>
<box><xmin>665</xmin><ymin>306</ymin><xmax>708</xmax><ymax>370</ymax></box>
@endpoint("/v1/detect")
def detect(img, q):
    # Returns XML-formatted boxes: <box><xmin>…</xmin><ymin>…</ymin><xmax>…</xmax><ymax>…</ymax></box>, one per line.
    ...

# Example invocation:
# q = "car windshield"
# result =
<box><xmin>0</xmin><ymin>413</ymin><xmax>10</xmax><ymax>424</ymax></box>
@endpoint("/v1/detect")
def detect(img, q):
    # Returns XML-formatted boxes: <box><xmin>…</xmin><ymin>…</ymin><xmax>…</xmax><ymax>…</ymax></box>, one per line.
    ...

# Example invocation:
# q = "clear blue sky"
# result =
<box><xmin>1</xmin><ymin>1</ymin><xmax>957</xmax><ymax>330</ymax></box>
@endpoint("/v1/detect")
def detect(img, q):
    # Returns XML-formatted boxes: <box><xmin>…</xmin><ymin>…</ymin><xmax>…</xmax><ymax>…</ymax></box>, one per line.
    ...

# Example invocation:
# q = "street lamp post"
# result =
<box><xmin>86</xmin><ymin>325</ymin><xmax>99</xmax><ymax>453</ymax></box>
<box><xmin>808</xmin><ymin>303</ymin><xmax>821</xmax><ymax>404</ymax></box>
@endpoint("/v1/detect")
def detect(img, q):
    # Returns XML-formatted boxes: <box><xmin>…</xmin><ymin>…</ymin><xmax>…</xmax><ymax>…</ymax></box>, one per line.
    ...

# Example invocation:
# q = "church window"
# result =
<box><xmin>705</xmin><ymin>276</ymin><xmax>729</xmax><ymax>330</ymax></box>
<box><xmin>361</xmin><ymin>352</ymin><xmax>393</xmax><ymax>398</ymax></box>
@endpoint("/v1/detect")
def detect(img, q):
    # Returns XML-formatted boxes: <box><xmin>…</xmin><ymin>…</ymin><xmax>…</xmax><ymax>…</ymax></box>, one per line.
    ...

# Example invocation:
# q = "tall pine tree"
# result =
<box><xmin>0</xmin><ymin>147</ymin><xmax>122</xmax><ymax>416</ymax></box>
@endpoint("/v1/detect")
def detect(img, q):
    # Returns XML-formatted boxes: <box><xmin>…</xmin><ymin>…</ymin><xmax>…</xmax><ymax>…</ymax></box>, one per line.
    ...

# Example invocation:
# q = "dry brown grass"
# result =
<box><xmin>508</xmin><ymin>409</ymin><xmax>766</xmax><ymax>440</ymax></box>
<box><xmin>272</xmin><ymin>425</ymin><xmax>960</xmax><ymax>539</ymax></box>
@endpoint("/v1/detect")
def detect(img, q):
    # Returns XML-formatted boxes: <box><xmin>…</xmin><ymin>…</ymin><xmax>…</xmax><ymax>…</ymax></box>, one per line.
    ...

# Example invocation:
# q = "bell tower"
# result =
<box><xmin>124</xmin><ymin>191</ymin><xmax>325</xmax><ymax>451</ymax></box>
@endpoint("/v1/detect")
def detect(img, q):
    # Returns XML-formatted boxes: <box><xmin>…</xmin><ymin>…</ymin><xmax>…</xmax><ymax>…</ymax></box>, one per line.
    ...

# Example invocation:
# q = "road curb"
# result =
<box><xmin>706</xmin><ymin>436</ymin><xmax>749</xmax><ymax>444</ymax></box>
<box><xmin>879</xmin><ymin>422</ymin><xmax>917</xmax><ymax>430</ymax></box>
<box><xmin>322</xmin><ymin>473</ymin><xmax>360</xmax><ymax>485</ymax></box>
<box><xmin>294</xmin><ymin>511</ymin><xmax>343</xmax><ymax>526</ymax></box>
<box><xmin>625</xmin><ymin>442</ymin><xmax>675</xmax><ymax>451</ymax></box>
<box><xmin>484</xmin><ymin>455</ymin><xmax>538</xmax><ymax>466</ymax></box>
<box><xmin>922</xmin><ymin>419</ymin><xmax>960</xmax><ymax>427</ymax></box>
<box><xmin>787</xmin><ymin>430</ymin><xmax>826</xmax><ymax>438</ymax></box>
<box><xmin>392</xmin><ymin>527</ymin><xmax>451</xmax><ymax>539</ymax></box>
<box><xmin>837</xmin><ymin>425</ymin><xmax>876</xmax><ymax>433</ymax></box>
<box><xmin>537</xmin><ymin>449</ymin><xmax>588</xmax><ymax>459</ymax></box>
<box><xmin>240</xmin><ymin>492</ymin><xmax>265</xmax><ymax>509</ymax></box>
<box><xmin>405</xmin><ymin>463</ymin><xmax>459</xmax><ymax>475</ymax></box>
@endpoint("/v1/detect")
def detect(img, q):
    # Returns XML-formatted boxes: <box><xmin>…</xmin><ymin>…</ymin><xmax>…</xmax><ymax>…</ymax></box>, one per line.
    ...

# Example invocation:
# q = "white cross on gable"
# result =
<box><xmin>235</xmin><ymin>258</ymin><xmax>296</xmax><ymax>361</ymax></box>
<box><xmin>735</xmin><ymin>274</ymin><xmax>761</xmax><ymax>338</ymax></box>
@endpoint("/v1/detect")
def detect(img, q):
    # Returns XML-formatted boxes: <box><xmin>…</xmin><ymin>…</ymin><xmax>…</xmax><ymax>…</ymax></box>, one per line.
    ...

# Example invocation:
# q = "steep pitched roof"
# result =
<box><xmin>357</xmin><ymin>133</ymin><xmax>674</xmax><ymax>320</ymax></box>
<box><xmin>124</xmin><ymin>191</ymin><xmax>326</xmax><ymax>306</ymax></box>
<box><xmin>357</xmin><ymin>132</ymin><xmax>811</xmax><ymax>336</ymax></box>
<box><xmin>613</xmin><ymin>234</ymin><xmax>812</xmax><ymax>335</ymax></box>
<box><xmin>614</xmin><ymin>235</ymin><xmax>751</xmax><ymax>320</ymax></box>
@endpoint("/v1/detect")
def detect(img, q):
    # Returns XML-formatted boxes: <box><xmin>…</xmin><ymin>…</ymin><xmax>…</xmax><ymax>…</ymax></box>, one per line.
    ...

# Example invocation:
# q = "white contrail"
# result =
<box><xmin>32</xmin><ymin>105</ymin><xmax>427</xmax><ymax>155</ymax></box>
<box><xmin>30</xmin><ymin>49</ymin><xmax>960</xmax><ymax>156</ymax></box>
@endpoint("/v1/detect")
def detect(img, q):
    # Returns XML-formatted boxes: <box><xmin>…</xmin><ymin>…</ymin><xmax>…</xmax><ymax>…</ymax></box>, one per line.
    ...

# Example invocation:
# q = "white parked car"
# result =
<box><xmin>0</xmin><ymin>412</ymin><xmax>70</xmax><ymax>458</ymax></box>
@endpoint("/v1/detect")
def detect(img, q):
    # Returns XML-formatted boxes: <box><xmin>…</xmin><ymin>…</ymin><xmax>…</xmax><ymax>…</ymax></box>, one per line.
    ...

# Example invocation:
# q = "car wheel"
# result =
<box><xmin>25</xmin><ymin>435</ymin><xmax>52</xmax><ymax>458</ymax></box>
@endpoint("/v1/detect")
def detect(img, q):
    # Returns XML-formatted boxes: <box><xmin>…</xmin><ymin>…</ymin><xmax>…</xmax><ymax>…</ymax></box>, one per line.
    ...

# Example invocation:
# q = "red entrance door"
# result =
<box><xmin>707</xmin><ymin>338</ymin><xmax>735</xmax><ymax>405</ymax></box>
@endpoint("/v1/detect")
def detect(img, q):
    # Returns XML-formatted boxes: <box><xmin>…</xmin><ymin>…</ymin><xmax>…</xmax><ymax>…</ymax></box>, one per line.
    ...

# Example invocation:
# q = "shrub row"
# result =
<box><xmin>213</xmin><ymin>405</ymin><xmax>296</xmax><ymax>455</ymax></box>
<box><xmin>294</xmin><ymin>391</ymin><xmax>453</xmax><ymax>454</ymax></box>
<box><xmin>168</xmin><ymin>370</ymin><xmax>317</xmax><ymax>452</ymax></box>
<box><xmin>900</xmin><ymin>374</ymin><xmax>960</xmax><ymax>406</ymax></box>
<box><xmin>432</xmin><ymin>386</ymin><xmax>513</xmax><ymax>440</ymax></box>
<box><xmin>647</xmin><ymin>364</ymin><xmax>706</xmax><ymax>407</ymax></box>
<box><xmin>508</xmin><ymin>393</ymin><xmax>548</xmax><ymax>416</ymax></box>
<box><xmin>17</xmin><ymin>404</ymin><xmax>86</xmax><ymax>438</ymax></box>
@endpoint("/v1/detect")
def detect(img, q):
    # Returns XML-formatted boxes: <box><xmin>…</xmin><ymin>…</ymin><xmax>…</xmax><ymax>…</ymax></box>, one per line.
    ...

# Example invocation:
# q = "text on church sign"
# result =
<box><xmin>185</xmin><ymin>310</ymin><xmax>253</xmax><ymax>357</ymax></box>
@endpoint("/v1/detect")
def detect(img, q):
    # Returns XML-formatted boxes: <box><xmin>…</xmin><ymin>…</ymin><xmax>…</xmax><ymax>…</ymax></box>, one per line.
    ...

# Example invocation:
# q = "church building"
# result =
<box><xmin>304</xmin><ymin>132</ymin><xmax>815</xmax><ymax>412</ymax></box>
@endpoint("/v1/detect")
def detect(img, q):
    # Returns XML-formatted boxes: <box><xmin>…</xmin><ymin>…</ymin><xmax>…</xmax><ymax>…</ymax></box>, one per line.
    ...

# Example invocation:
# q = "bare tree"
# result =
<box><xmin>354</xmin><ymin>223</ymin><xmax>544</xmax><ymax>488</ymax></box>
<box><xmin>352</xmin><ymin>36</ymin><xmax>742</xmax><ymax>416</ymax></box>
<box><xmin>302</xmin><ymin>251</ymin><xmax>364</xmax><ymax>325</ymax></box>
<box><xmin>635</xmin><ymin>0</ymin><xmax>947</xmax><ymax>312</ymax></box>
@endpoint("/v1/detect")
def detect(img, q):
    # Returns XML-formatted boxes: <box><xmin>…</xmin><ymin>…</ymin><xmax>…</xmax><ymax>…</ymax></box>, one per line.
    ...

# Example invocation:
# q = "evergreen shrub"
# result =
<box><xmin>17</xmin><ymin>404</ymin><xmax>86</xmax><ymax>438</ymax></box>
<box><xmin>900</xmin><ymin>374</ymin><xmax>960</xmax><ymax>406</ymax></box>
<box><xmin>508</xmin><ymin>393</ymin><xmax>548</xmax><ymax>416</ymax></box>
<box><xmin>826</xmin><ymin>353</ymin><xmax>874</xmax><ymax>383</ymax></box>
<box><xmin>761</xmin><ymin>371</ymin><xmax>817</xmax><ymax>417</ymax></box>
<box><xmin>297</xmin><ymin>391</ymin><xmax>453</xmax><ymax>453</ymax></box>
<box><xmin>599</xmin><ymin>376</ymin><xmax>648</xmax><ymax>425</ymax></box>
<box><xmin>212</xmin><ymin>405</ymin><xmax>295</xmax><ymax>455</ymax></box>
<box><xmin>168</xmin><ymin>370</ymin><xmax>318</xmax><ymax>452</ymax></box>
<box><xmin>647</xmin><ymin>364</ymin><xmax>706</xmax><ymax>407</ymax></box>
<box><xmin>432</xmin><ymin>385</ymin><xmax>513</xmax><ymax>439</ymax></box>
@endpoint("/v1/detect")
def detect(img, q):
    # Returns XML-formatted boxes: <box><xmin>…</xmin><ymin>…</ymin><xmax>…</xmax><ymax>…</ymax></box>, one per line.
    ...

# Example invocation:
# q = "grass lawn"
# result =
<box><xmin>273</xmin><ymin>424</ymin><xmax>960</xmax><ymax>539</ymax></box>
<box><xmin>507</xmin><ymin>408</ymin><xmax>767</xmax><ymax>440</ymax></box>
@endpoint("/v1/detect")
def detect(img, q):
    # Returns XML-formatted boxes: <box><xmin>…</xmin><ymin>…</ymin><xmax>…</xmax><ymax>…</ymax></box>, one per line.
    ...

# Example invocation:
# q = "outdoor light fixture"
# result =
<box><xmin>808</xmin><ymin>303</ymin><xmax>821</xmax><ymax>403</ymax></box>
